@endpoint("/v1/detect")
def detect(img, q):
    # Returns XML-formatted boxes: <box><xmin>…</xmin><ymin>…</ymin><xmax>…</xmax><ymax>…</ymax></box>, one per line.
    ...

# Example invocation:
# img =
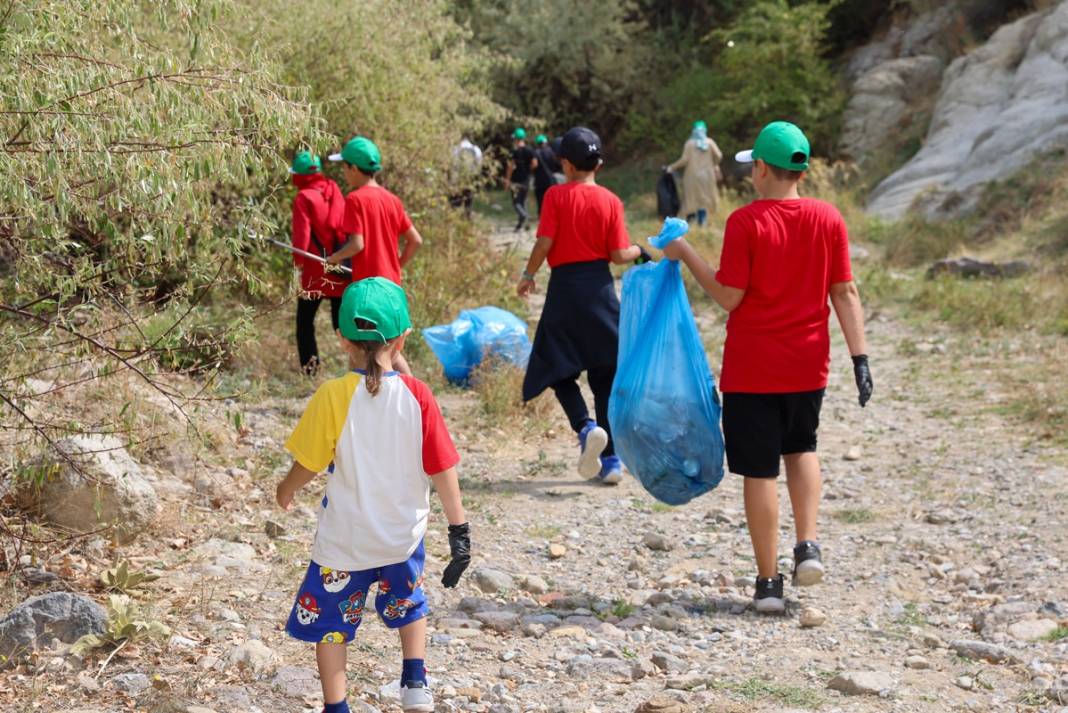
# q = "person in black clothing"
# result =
<box><xmin>533</xmin><ymin>134</ymin><xmax>562</xmax><ymax>215</ymax></box>
<box><xmin>504</xmin><ymin>127</ymin><xmax>538</xmax><ymax>230</ymax></box>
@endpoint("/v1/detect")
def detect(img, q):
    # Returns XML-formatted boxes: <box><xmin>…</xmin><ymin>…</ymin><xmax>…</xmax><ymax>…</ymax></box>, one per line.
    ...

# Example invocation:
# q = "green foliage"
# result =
<box><xmin>625</xmin><ymin>0</ymin><xmax>845</xmax><ymax>157</ymax></box>
<box><xmin>99</xmin><ymin>561</ymin><xmax>160</xmax><ymax>594</ymax></box>
<box><xmin>71</xmin><ymin>594</ymin><xmax>170</xmax><ymax>655</ymax></box>
<box><xmin>454</xmin><ymin>0</ymin><xmax>652</xmax><ymax>139</ymax></box>
<box><xmin>1043</xmin><ymin>626</ymin><xmax>1068</xmax><ymax>642</ymax></box>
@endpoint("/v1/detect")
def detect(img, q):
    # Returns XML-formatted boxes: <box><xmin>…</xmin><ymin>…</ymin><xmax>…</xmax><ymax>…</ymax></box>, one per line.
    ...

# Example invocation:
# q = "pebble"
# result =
<box><xmin>642</xmin><ymin>533</ymin><xmax>672</xmax><ymax>551</ymax></box>
<box><xmin>110</xmin><ymin>672</ymin><xmax>151</xmax><ymax>695</ymax></box>
<box><xmin>950</xmin><ymin>639</ymin><xmax>1018</xmax><ymax>664</ymax></box>
<box><xmin>1008</xmin><ymin>618</ymin><xmax>1058</xmax><ymax>642</ymax></box>
<box><xmin>472</xmin><ymin>611</ymin><xmax>519</xmax><ymax>633</ymax></box>
<box><xmin>651</xmin><ymin>651</ymin><xmax>686</xmax><ymax>672</ymax></box>
<box><xmin>548</xmin><ymin>625</ymin><xmax>585</xmax><ymax>638</ymax></box>
<box><xmin>799</xmin><ymin>607</ymin><xmax>827</xmax><ymax>628</ymax></box>
<box><xmin>517</xmin><ymin>574</ymin><xmax>550</xmax><ymax>594</ymax></box>
<box><xmin>264</xmin><ymin>519</ymin><xmax>286</xmax><ymax>538</ymax></box>
<box><xmin>904</xmin><ymin>655</ymin><xmax>931</xmax><ymax>669</ymax></box>
<box><xmin>956</xmin><ymin>675</ymin><xmax>975</xmax><ymax>690</ymax></box>
<box><xmin>844</xmin><ymin>446</ymin><xmax>863</xmax><ymax>461</ymax></box>
<box><xmin>474</xmin><ymin>569</ymin><xmax>514</xmax><ymax>594</ymax></box>
<box><xmin>651</xmin><ymin>614</ymin><xmax>679</xmax><ymax>631</ymax></box>
<box><xmin>635</xmin><ymin>696</ymin><xmax>687</xmax><ymax>712</ymax></box>
<box><xmin>827</xmin><ymin>671</ymin><xmax>896</xmax><ymax>696</ymax></box>
<box><xmin>548</xmin><ymin>543</ymin><xmax>567</xmax><ymax>559</ymax></box>
<box><xmin>227</xmin><ymin>639</ymin><xmax>275</xmax><ymax>673</ymax></box>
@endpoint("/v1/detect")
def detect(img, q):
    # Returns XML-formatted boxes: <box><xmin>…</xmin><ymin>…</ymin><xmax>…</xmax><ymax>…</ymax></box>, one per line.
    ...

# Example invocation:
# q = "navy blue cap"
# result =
<box><xmin>558</xmin><ymin>127</ymin><xmax>602</xmax><ymax>166</ymax></box>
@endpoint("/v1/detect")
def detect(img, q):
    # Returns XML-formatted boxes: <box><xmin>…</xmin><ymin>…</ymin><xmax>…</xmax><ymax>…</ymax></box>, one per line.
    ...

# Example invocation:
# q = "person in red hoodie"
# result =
<box><xmin>290</xmin><ymin>150</ymin><xmax>348</xmax><ymax>374</ymax></box>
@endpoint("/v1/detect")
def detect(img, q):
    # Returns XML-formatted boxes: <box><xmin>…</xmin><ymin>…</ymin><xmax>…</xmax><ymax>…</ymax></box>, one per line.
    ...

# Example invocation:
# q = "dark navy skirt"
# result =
<box><xmin>522</xmin><ymin>260</ymin><xmax>620</xmax><ymax>401</ymax></box>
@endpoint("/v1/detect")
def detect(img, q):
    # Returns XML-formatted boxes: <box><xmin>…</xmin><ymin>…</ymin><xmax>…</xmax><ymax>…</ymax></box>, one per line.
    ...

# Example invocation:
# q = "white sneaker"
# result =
<box><xmin>577</xmin><ymin>424</ymin><xmax>608</xmax><ymax>478</ymax></box>
<box><xmin>400</xmin><ymin>683</ymin><xmax>435</xmax><ymax>712</ymax></box>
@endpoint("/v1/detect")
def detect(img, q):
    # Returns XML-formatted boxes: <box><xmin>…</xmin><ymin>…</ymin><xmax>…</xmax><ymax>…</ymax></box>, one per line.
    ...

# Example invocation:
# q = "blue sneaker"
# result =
<box><xmin>597</xmin><ymin>455</ymin><xmax>623</xmax><ymax>485</ymax></box>
<box><xmin>577</xmin><ymin>422</ymin><xmax>608</xmax><ymax>477</ymax></box>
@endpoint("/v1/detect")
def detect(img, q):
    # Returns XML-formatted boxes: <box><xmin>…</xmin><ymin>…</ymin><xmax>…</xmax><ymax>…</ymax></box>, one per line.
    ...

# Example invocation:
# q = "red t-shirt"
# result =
<box><xmin>715</xmin><ymin>198</ymin><xmax>853</xmax><ymax>393</ymax></box>
<box><xmin>537</xmin><ymin>182</ymin><xmax>630</xmax><ymax>267</ymax></box>
<box><xmin>291</xmin><ymin>175</ymin><xmax>348</xmax><ymax>297</ymax></box>
<box><xmin>341</xmin><ymin>184</ymin><xmax>414</xmax><ymax>284</ymax></box>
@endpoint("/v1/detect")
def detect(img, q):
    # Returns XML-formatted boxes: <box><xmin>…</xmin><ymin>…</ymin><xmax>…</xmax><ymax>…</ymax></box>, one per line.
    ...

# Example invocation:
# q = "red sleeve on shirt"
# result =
<box><xmin>536</xmin><ymin>186</ymin><xmax>558</xmax><ymax>240</ymax></box>
<box><xmin>394</xmin><ymin>195</ymin><xmax>413</xmax><ymax>235</ymax></box>
<box><xmin>606</xmin><ymin>195</ymin><xmax>630</xmax><ymax>253</ymax></box>
<box><xmin>829</xmin><ymin>209</ymin><xmax>853</xmax><ymax>284</ymax></box>
<box><xmin>399</xmin><ymin>375</ymin><xmax>460</xmax><ymax>476</ymax></box>
<box><xmin>715</xmin><ymin>211</ymin><xmax>751</xmax><ymax>290</ymax></box>
<box><xmin>291</xmin><ymin>192</ymin><xmax>313</xmax><ymax>267</ymax></box>
<box><xmin>342</xmin><ymin>192</ymin><xmax>363</xmax><ymax>236</ymax></box>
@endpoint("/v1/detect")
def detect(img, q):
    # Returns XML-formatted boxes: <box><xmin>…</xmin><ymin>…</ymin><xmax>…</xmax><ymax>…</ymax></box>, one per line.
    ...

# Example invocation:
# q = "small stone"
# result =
<box><xmin>264</xmin><ymin>519</ymin><xmax>286</xmax><ymax>539</ymax></box>
<box><xmin>631</xmin><ymin>659</ymin><xmax>657</xmax><ymax>680</ymax></box>
<box><xmin>472</xmin><ymin>611</ymin><xmax>519</xmax><ymax>633</ymax></box>
<box><xmin>827</xmin><ymin>671</ymin><xmax>896</xmax><ymax>696</ymax></box>
<box><xmin>76</xmin><ymin>671</ymin><xmax>100</xmax><ymax>692</ymax></box>
<box><xmin>168</xmin><ymin>634</ymin><xmax>197</xmax><ymax>650</ymax></box>
<box><xmin>548</xmin><ymin>543</ymin><xmax>567</xmax><ymax>559</ymax></box>
<box><xmin>186</xmin><ymin>708</ymin><xmax>219</xmax><ymax>713</ymax></box>
<box><xmin>950</xmin><ymin>639</ymin><xmax>1018</xmax><ymax>664</ymax></box>
<box><xmin>905</xmin><ymin>655</ymin><xmax>930</xmax><ymax>669</ymax></box>
<box><xmin>651</xmin><ymin>615</ymin><xmax>678</xmax><ymax>631</ymax></box>
<box><xmin>474</xmin><ymin>569</ymin><xmax>513</xmax><ymax>594</ymax></box>
<box><xmin>227</xmin><ymin>639</ymin><xmax>275</xmax><ymax>673</ymax></box>
<box><xmin>1008</xmin><ymin>618</ymin><xmax>1058</xmax><ymax>642</ymax></box>
<box><xmin>664</xmin><ymin>673</ymin><xmax>712</xmax><ymax>691</ymax></box>
<box><xmin>844</xmin><ymin>446</ymin><xmax>862</xmax><ymax>461</ymax></box>
<box><xmin>456</xmin><ymin>686</ymin><xmax>483</xmax><ymax>702</ymax></box>
<box><xmin>799</xmin><ymin>607</ymin><xmax>827</xmax><ymax>628</ymax></box>
<box><xmin>549</xmin><ymin>625</ymin><xmax>586</xmax><ymax>638</ymax></box>
<box><xmin>956</xmin><ymin>676</ymin><xmax>974</xmax><ymax>691</ymax></box>
<box><xmin>642</xmin><ymin>533</ymin><xmax>672</xmax><ymax>551</ymax></box>
<box><xmin>651</xmin><ymin>651</ymin><xmax>686</xmax><ymax>673</ymax></box>
<box><xmin>110</xmin><ymin>672</ymin><xmax>151</xmax><ymax>695</ymax></box>
<box><xmin>271</xmin><ymin>665</ymin><xmax>319</xmax><ymax>698</ymax></box>
<box><xmin>517</xmin><ymin>575</ymin><xmax>550</xmax><ymax>595</ymax></box>
<box><xmin>635</xmin><ymin>695</ymin><xmax>686</xmax><ymax>712</ymax></box>
<box><xmin>925</xmin><ymin>509</ymin><xmax>957</xmax><ymax>525</ymax></box>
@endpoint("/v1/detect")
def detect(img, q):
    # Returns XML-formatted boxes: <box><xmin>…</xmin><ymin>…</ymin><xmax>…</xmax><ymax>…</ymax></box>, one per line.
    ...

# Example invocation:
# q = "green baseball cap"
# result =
<box><xmin>338</xmin><ymin>277</ymin><xmax>412</xmax><ymax>343</ymax></box>
<box><xmin>512</xmin><ymin>127</ymin><xmax>526</xmax><ymax>140</ymax></box>
<box><xmin>535</xmin><ymin>133</ymin><xmax>548</xmax><ymax>145</ymax></box>
<box><xmin>735</xmin><ymin>121</ymin><xmax>810</xmax><ymax>171</ymax></box>
<box><xmin>288</xmin><ymin>150</ymin><xmax>321</xmax><ymax>175</ymax></box>
<box><xmin>328</xmin><ymin>136</ymin><xmax>382</xmax><ymax>172</ymax></box>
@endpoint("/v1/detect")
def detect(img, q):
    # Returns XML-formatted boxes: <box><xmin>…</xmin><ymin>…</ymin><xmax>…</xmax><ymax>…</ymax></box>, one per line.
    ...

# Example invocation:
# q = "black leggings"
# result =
<box><xmin>550</xmin><ymin>365</ymin><xmax>616</xmax><ymax>456</ymax></box>
<box><xmin>296</xmin><ymin>296</ymin><xmax>341</xmax><ymax>372</ymax></box>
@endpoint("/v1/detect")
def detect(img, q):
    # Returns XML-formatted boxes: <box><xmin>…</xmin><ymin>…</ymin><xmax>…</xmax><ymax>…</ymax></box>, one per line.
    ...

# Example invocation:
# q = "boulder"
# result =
<box><xmin>868</xmin><ymin>2</ymin><xmax>1068</xmax><ymax>219</ymax></box>
<box><xmin>16</xmin><ymin>435</ymin><xmax>158</xmax><ymax>543</ymax></box>
<box><xmin>0</xmin><ymin>592</ymin><xmax>107</xmax><ymax>660</ymax></box>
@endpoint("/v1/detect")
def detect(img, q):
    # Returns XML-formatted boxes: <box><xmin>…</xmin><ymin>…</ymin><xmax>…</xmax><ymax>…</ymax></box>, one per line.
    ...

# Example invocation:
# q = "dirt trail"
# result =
<box><xmin>12</xmin><ymin>229</ymin><xmax>1067</xmax><ymax>713</ymax></box>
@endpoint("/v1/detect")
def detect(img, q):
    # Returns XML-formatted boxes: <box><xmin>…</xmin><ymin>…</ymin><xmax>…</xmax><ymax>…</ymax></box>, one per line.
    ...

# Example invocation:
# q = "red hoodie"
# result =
<box><xmin>291</xmin><ymin>174</ymin><xmax>348</xmax><ymax>297</ymax></box>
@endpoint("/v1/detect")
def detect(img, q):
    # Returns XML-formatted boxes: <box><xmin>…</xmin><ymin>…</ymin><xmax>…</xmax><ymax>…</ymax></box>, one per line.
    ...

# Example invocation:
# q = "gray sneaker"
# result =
<box><xmin>401</xmin><ymin>682</ymin><xmax>434</xmax><ymax>712</ymax></box>
<box><xmin>793</xmin><ymin>540</ymin><xmax>824</xmax><ymax>586</ymax></box>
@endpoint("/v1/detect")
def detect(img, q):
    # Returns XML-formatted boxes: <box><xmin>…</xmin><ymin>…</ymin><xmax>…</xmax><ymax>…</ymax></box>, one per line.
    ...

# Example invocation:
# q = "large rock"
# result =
<box><xmin>0</xmin><ymin>592</ymin><xmax>107</xmax><ymax>660</ymax></box>
<box><xmin>16</xmin><ymin>435</ymin><xmax>158</xmax><ymax>543</ymax></box>
<box><xmin>868</xmin><ymin>2</ymin><xmax>1068</xmax><ymax>219</ymax></box>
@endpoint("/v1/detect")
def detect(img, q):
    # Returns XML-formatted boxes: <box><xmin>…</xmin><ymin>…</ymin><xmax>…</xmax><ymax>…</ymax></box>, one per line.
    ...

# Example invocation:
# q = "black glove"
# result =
<box><xmin>852</xmin><ymin>355</ymin><xmax>873</xmax><ymax>408</ymax></box>
<box><xmin>634</xmin><ymin>246</ymin><xmax>653</xmax><ymax>265</ymax></box>
<box><xmin>441</xmin><ymin>522</ymin><xmax>471</xmax><ymax>588</ymax></box>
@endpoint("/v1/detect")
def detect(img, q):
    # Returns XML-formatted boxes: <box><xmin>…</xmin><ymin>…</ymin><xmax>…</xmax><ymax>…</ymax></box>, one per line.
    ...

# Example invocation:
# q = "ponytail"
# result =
<box><xmin>352</xmin><ymin>319</ymin><xmax>389</xmax><ymax>396</ymax></box>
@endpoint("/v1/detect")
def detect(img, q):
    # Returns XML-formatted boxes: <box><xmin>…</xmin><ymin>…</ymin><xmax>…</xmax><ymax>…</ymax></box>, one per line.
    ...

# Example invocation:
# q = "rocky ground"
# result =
<box><xmin>2</xmin><ymin>228</ymin><xmax>1067</xmax><ymax>713</ymax></box>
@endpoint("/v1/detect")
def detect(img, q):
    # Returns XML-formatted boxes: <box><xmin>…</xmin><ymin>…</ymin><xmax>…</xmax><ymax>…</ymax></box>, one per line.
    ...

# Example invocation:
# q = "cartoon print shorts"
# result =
<box><xmin>285</xmin><ymin>540</ymin><xmax>429</xmax><ymax>645</ymax></box>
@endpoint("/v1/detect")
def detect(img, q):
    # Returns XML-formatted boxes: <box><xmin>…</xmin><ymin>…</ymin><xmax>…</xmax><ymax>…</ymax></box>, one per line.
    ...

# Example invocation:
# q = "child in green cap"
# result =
<box><xmin>326</xmin><ymin>136</ymin><xmax>423</xmax><ymax>375</ymax></box>
<box><xmin>504</xmin><ymin>127</ymin><xmax>538</xmax><ymax>231</ymax></box>
<box><xmin>277</xmin><ymin>277</ymin><xmax>471</xmax><ymax>713</ymax></box>
<box><xmin>660</xmin><ymin>121</ymin><xmax>873</xmax><ymax>613</ymax></box>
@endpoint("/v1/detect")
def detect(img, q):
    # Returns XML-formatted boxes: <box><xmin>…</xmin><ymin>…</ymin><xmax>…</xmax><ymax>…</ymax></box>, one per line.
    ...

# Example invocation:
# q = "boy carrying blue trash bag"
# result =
<box><xmin>659</xmin><ymin>121</ymin><xmax>873</xmax><ymax>613</ymax></box>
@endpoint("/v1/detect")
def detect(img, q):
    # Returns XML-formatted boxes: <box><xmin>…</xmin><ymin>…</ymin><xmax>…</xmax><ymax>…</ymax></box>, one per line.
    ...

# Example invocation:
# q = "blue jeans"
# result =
<box><xmin>687</xmin><ymin>209</ymin><xmax>708</xmax><ymax>226</ymax></box>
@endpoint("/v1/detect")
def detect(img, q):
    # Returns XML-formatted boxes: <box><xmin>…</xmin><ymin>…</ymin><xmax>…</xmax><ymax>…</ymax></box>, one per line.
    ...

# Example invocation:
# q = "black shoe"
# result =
<box><xmin>753</xmin><ymin>573</ymin><xmax>785</xmax><ymax>614</ymax></box>
<box><xmin>793</xmin><ymin>540</ymin><xmax>824</xmax><ymax>586</ymax></box>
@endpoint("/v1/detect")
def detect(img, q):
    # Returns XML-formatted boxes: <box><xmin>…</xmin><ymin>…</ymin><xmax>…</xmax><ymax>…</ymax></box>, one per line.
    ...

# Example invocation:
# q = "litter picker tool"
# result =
<box><xmin>250</xmin><ymin>230</ymin><xmax>352</xmax><ymax>274</ymax></box>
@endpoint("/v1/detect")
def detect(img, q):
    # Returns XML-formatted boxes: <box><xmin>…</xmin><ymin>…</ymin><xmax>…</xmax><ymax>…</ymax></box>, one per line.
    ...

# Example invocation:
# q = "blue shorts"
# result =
<box><xmin>285</xmin><ymin>541</ymin><xmax>429</xmax><ymax>644</ymax></box>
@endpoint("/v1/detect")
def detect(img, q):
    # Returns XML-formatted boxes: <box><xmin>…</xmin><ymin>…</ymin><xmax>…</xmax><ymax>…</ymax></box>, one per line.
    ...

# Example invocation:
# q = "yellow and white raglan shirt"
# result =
<box><xmin>285</xmin><ymin>370</ymin><xmax>460</xmax><ymax>572</ymax></box>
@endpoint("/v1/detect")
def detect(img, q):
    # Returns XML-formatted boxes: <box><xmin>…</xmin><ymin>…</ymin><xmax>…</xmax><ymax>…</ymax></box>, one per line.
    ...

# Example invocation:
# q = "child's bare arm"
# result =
<box><xmin>829</xmin><ymin>281</ymin><xmax>868</xmax><ymax>356</ymax></box>
<box><xmin>327</xmin><ymin>234</ymin><xmax>364</xmax><ymax>264</ymax></box>
<box><xmin>609</xmin><ymin>246</ymin><xmax>641</xmax><ymax>264</ymax></box>
<box><xmin>430</xmin><ymin>467</ymin><xmax>466</xmax><ymax>526</ymax></box>
<box><xmin>398</xmin><ymin>226</ymin><xmax>423</xmax><ymax>268</ymax></box>
<box><xmin>663</xmin><ymin>238</ymin><xmax>744</xmax><ymax>311</ymax></box>
<box><xmin>517</xmin><ymin>236</ymin><xmax>553</xmax><ymax>297</ymax></box>
<box><xmin>276</xmin><ymin>461</ymin><xmax>318</xmax><ymax>510</ymax></box>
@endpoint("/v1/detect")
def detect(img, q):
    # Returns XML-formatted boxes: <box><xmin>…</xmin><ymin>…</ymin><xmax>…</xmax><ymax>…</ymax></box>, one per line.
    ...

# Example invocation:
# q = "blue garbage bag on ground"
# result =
<box><xmin>422</xmin><ymin>306</ymin><xmax>531</xmax><ymax>385</ymax></box>
<box><xmin>609</xmin><ymin>250</ymin><xmax>724</xmax><ymax>505</ymax></box>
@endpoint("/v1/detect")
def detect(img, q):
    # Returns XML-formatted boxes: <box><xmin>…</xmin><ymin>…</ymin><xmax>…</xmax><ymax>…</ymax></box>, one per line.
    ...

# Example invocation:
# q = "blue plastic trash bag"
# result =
<box><xmin>609</xmin><ymin>227</ymin><xmax>724</xmax><ymax>505</ymax></box>
<box><xmin>422</xmin><ymin>306</ymin><xmax>531</xmax><ymax>385</ymax></box>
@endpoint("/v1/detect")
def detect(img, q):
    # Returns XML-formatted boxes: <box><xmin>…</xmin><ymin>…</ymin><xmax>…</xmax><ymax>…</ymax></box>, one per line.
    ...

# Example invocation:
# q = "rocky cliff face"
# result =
<box><xmin>866</xmin><ymin>1</ymin><xmax>1068</xmax><ymax>220</ymax></box>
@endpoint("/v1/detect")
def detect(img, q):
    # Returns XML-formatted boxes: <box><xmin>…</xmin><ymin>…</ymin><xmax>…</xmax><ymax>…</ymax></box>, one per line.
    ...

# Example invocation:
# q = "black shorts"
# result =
<box><xmin>722</xmin><ymin>389</ymin><xmax>825</xmax><ymax>478</ymax></box>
